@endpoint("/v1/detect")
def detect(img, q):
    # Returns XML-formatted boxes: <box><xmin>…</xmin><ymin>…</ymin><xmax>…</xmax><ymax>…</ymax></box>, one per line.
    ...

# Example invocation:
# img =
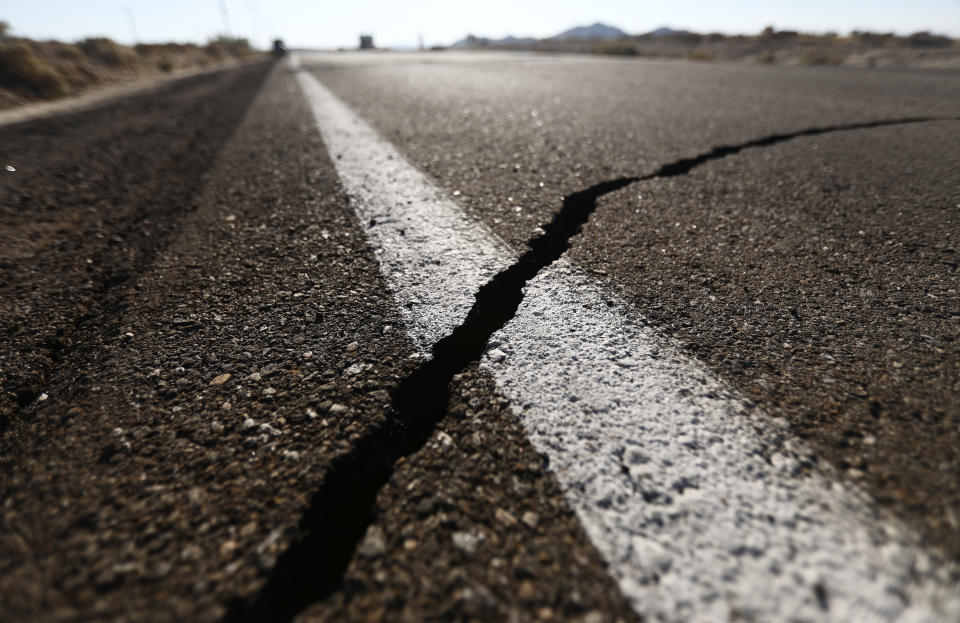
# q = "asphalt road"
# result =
<box><xmin>1</xmin><ymin>51</ymin><xmax>958</xmax><ymax>622</ymax></box>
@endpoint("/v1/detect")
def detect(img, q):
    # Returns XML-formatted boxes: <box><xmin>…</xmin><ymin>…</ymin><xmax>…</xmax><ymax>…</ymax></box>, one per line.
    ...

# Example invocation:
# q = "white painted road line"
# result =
<box><xmin>488</xmin><ymin>263</ymin><xmax>959</xmax><ymax>622</ymax></box>
<box><xmin>295</xmin><ymin>59</ymin><xmax>960</xmax><ymax>622</ymax></box>
<box><xmin>295</xmin><ymin>64</ymin><xmax>513</xmax><ymax>352</ymax></box>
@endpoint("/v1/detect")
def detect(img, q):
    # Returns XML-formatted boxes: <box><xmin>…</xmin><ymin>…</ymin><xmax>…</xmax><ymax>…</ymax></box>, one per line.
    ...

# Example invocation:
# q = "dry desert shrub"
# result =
<box><xmin>591</xmin><ymin>40</ymin><xmax>640</xmax><ymax>56</ymax></box>
<box><xmin>800</xmin><ymin>49</ymin><xmax>847</xmax><ymax>65</ymax></box>
<box><xmin>77</xmin><ymin>37</ymin><xmax>138</xmax><ymax>68</ymax></box>
<box><xmin>906</xmin><ymin>31</ymin><xmax>953</xmax><ymax>48</ymax></box>
<box><xmin>685</xmin><ymin>49</ymin><xmax>715</xmax><ymax>61</ymax></box>
<box><xmin>0</xmin><ymin>29</ymin><xmax>262</xmax><ymax>109</ymax></box>
<box><xmin>204</xmin><ymin>36</ymin><xmax>254</xmax><ymax>61</ymax></box>
<box><xmin>0</xmin><ymin>42</ymin><xmax>70</xmax><ymax>97</ymax></box>
<box><xmin>49</xmin><ymin>42</ymin><xmax>84</xmax><ymax>61</ymax></box>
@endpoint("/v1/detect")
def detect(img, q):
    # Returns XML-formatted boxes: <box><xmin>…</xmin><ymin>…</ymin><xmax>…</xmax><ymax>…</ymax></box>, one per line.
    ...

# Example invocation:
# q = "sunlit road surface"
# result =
<box><xmin>1</xmin><ymin>51</ymin><xmax>958</xmax><ymax>622</ymax></box>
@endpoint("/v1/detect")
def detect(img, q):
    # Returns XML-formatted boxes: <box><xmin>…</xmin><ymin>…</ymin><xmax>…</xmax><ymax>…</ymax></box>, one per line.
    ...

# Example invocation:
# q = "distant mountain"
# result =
<box><xmin>500</xmin><ymin>35</ymin><xmax>538</xmax><ymax>45</ymax></box>
<box><xmin>643</xmin><ymin>26</ymin><xmax>697</xmax><ymax>39</ymax></box>
<box><xmin>452</xmin><ymin>22</ymin><xmax>628</xmax><ymax>48</ymax></box>
<box><xmin>452</xmin><ymin>34</ymin><xmax>538</xmax><ymax>48</ymax></box>
<box><xmin>549</xmin><ymin>23</ymin><xmax>627</xmax><ymax>41</ymax></box>
<box><xmin>647</xmin><ymin>27</ymin><xmax>678</xmax><ymax>37</ymax></box>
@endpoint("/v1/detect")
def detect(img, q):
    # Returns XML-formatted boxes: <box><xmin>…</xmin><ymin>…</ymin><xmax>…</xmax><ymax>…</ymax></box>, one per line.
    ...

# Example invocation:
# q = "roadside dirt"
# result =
<box><xmin>0</xmin><ymin>61</ymin><xmax>271</xmax><ymax>430</ymax></box>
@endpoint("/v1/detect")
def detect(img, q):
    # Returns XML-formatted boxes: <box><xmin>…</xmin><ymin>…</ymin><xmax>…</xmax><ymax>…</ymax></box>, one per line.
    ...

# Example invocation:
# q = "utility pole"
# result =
<box><xmin>125</xmin><ymin>7</ymin><xmax>140</xmax><ymax>44</ymax></box>
<box><xmin>219</xmin><ymin>0</ymin><xmax>233</xmax><ymax>38</ymax></box>
<box><xmin>246</xmin><ymin>0</ymin><xmax>261</xmax><ymax>49</ymax></box>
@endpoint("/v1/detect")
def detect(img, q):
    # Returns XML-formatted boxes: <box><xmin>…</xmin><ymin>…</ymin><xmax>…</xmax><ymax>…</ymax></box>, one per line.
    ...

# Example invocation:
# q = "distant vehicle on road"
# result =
<box><xmin>272</xmin><ymin>39</ymin><xmax>288</xmax><ymax>58</ymax></box>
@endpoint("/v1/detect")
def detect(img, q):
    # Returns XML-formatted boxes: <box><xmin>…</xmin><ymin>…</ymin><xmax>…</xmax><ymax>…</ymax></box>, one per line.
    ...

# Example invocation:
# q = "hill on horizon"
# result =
<box><xmin>451</xmin><ymin>34</ymin><xmax>538</xmax><ymax>48</ymax></box>
<box><xmin>647</xmin><ymin>27</ymin><xmax>678</xmax><ymax>37</ymax></box>
<box><xmin>549</xmin><ymin>22</ymin><xmax>627</xmax><ymax>41</ymax></box>
<box><xmin>453</xmin><ymin>22</ymin><xmax>630</xmax><ymax>47</ymax></box>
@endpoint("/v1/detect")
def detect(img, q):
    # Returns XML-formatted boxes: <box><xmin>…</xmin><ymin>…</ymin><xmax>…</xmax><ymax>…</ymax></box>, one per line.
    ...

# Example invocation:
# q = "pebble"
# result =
<box><xmin>224</xmin><ymin>560</ymin><xmax>242</xmax><ymax>576</ymax></box>
<box><xmin>582</xmin><ymin>611</ymin><xmax>605</xmax><ymax>623</ymax></box>
<box><xmin>258</xmin><ymin>423</ymin><xmax>280</xmax><ymax>436</ymax></box>
<box><xmin>260</xmin><ymin>364</ymin><xmax>281</xmax><ymax>376</ymax></box>
<box><xmin>436</xmin><ymin>431</ymin><xmax>455</xmax><ymax>450</ymax></box>
<box><xmin>187</xmin><ymin>487</ymin><xmax>205</xmax><ymax>504</ymax></box>
<box><xmin>221</xmin><ymin>401</ymin><xmax>231</xmax><ymax>410</ymax></box>
<box><xmin>210</xmin><ymin>373</ymin><xmax>231</xmax><ymax>386</ymax></box>
<box><xmin>518</xmin><ymin>580</ymin><xmax>537</xmax><ymax>600</ymax></box>
<box><xmin>346</xmin><ymin>341</ymin><xmax>359</xmax><ymax>351</ymax></box>
<box><xmin>181</xmin><ymin>544</ymin><xmax>203</xmax><ymax>560</ymax></box>
<box><xmin>220</xmin><ymin>540</ymin><xmax>239</xmax><ymax>555</ymax></box>
<box><xmin>246</xmin><ymin>372</ymin><xmax>262</xmax><ymax>382</ymax></box>
<box><xmin>328</xmin><ymin>403</ymin><xmax>348</xmax><ymax>415</ymax></box>
<box><xmin>495</xmin><ymin>508</ymin><xmax>518</xmax><ymax>527</ymax></box>
<box><xmin>357</xmin><ymin>526</ymin><xmax>387</xmax><ymax>558</ymax></box>
<box><xmin>262</xmin><ymin>387</ymin><xmax>276</xmax><ymax>396</ymax></box>
<box><xmin>521</xmin><ymin>511</ymin><xmax>540</xmax><ymax>529</ymax></box>
<box><xmin>452</xmin><ymin>531</ymin><xmax>483</xmax><ymax>555</ymax></box>
<box><xmin>487</xmin><ymin>348</ymin><xmax>507</xmax><ymax>363</ymax></box>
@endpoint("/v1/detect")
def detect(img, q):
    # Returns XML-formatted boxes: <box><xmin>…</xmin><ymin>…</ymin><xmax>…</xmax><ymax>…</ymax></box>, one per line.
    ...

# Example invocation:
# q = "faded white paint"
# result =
<box><xmin>296</xmin><ymin>63</ymin><xmax>512</xmax><ymax>351</ymax></box>
<box><xmin>295</xmin><ymin>55</ymin><xmax>960</xmax><ymax>622</ymax></box>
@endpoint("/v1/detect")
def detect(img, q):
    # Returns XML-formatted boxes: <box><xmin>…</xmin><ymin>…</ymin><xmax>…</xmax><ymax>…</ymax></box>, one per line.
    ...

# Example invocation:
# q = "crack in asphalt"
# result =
<box><xmin>222</xmin><ymin>114</ymin><xmax>958</xmax><ymax>623</ymax></box>
<box><xmin>223</xmin><ymin>176</ymin><xmax>637</xmax><ymax>623</ymax></box>
<box><xmin>643</xmin><ymin>115</ymin><xmax>960</xmax><ymax>179</ymax></box>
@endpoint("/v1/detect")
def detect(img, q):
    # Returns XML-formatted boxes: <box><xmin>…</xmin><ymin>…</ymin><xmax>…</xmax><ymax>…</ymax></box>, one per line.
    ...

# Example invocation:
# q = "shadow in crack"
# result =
<box><xmin>221</xmin><ymin>114</ymin><xmax>958</xmax><ymax>623</ymax></box>
<box><xmin>643</xmin><ymin>115</ymin><xmax>960</xmax><ymax>179</ymax></box>
<box><xmin>222</xmin><ymin>177</ymin><xmax>636</xmax><ymax>623</ymax></box>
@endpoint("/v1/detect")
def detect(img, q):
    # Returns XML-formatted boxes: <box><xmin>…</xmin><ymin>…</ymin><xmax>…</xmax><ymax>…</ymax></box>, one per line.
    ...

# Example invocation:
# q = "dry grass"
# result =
<box><xmin>458</xmin><ymin>27</ymin><xmax>960</xmax><ymax>69</ymax></box>
<box><xmin>0</xmin><ymin>32</ymin><xmax>261</xmax><ymax>109</ymax></box>
<box><xmin>0</xmin><ymin>42</ymin><xmax>70</xmax><ymax>98</ymax></box>
<box><xmin>591</xmin><ymin>40</ymin><xmax>640</xmax><ymax>56</ymax></box>
<box><xmin>799</xmin><ymin>49</ymin><xmax>847</xmax><ymax>65</ymax></box>
<box><xmin>755</xmin><ymin>51</ymin><xmax>777</xmax><ymax>64</ymax></box>
<box><xmin>685</xmin><ymin>49</ymin><xmax>715</xmax><ymax>62</ymax></box>
<box><xmin>77</xmin><ymin>37</ymin><xmax>139</xmax><ymax>68</ymax></box>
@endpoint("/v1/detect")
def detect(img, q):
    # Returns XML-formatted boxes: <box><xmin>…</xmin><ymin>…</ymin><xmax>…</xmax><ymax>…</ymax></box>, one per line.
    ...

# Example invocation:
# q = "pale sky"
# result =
<box><xmin>3</xmin><ymin>1</ymin><xmax>959</xmax><ymax>50</ymax></box>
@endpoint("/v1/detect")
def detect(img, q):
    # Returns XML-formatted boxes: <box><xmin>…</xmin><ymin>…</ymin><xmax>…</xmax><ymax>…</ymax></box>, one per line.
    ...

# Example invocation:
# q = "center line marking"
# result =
<box><xmin>295</xmin><ymin>55</ymin><xmax>959</xmax><ymax>622</ymax></box>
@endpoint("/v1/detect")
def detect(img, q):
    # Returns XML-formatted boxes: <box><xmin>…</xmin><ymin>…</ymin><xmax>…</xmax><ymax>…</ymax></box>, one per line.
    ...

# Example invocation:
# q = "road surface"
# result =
<box><xmin>1</xmin><ymin>51</ymin><xmax>958</xmax><ymax>622</ymax></box>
